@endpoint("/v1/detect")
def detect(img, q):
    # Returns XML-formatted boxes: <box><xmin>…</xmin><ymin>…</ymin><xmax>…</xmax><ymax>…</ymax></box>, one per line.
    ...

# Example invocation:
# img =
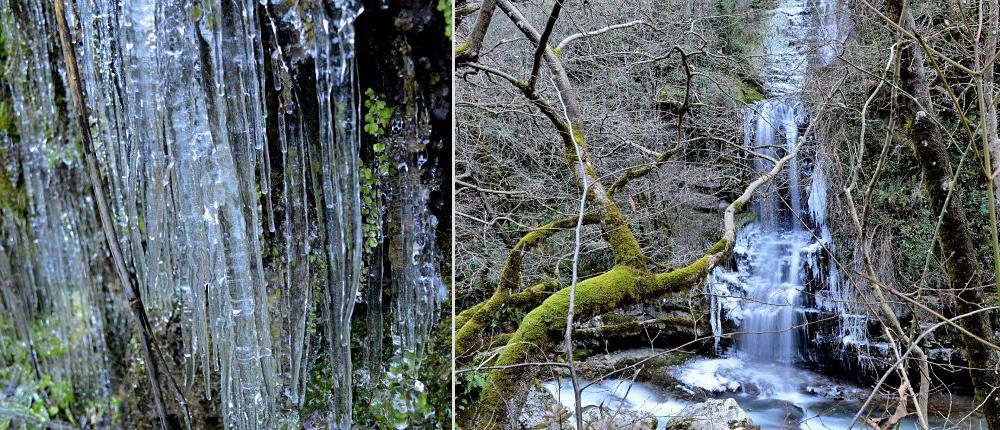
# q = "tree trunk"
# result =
<box><xmin>889</xmin><ymin>2</ymin><xmax>1000</xmax><ymax>427</ymax></box>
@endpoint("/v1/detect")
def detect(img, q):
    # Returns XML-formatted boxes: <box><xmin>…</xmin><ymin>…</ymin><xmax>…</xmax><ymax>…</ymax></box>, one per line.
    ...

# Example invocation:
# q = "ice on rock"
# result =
<box><xmin>672</xmin><ymin>358</ymin><xmax>744</xmax><ymax>393</ymax></box>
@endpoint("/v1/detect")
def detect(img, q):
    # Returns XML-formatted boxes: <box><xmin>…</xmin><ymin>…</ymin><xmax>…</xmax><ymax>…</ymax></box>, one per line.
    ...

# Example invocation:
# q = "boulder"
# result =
<box><xmin>578</xmin><ymin>406</ymin><xmax>659</xmax><ymax>430</ymax></box>
<box><xmin>519</xmin><ymin>385</ymin><xmax>657</xmax><ymax>430</ymax></box>
<box><xmin>665</xmin><ymin>398</ymin><xmax>757</xmax><ymax>430</ymax></box>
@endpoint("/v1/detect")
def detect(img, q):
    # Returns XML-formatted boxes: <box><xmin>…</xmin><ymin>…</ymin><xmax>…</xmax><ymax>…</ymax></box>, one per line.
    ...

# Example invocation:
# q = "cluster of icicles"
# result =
<box><xmin>0</xmin><ymin>0</ymin><xmax>444</xmax><ymax>428</ymax></box>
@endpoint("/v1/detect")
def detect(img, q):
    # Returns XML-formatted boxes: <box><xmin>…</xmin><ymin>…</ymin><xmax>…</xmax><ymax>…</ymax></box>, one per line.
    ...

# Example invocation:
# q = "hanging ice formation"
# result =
<box><xmin>0</xmin><ymin>0</ymin><xmax>114</xmax><ymax>411</ymax></box>
<box><xmin>0</xmin><ymin>0</ymin><xmax>444</xmax><ymax>428</ymax></box>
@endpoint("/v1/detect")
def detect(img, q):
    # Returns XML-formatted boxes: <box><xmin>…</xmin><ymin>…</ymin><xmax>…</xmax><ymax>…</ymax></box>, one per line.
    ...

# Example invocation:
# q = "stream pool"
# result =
<box><xmin>543</xmin><ymin>357</ymin><xmax>986</xmax><ymax>429</ymax></box>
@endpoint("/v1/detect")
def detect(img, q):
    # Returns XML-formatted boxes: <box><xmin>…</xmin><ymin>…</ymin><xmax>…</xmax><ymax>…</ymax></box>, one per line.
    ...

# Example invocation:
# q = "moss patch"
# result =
<box><xmin>734</xmin><ymin>78</ymin><xmax>765</xmax><ymax>103</ymax></box>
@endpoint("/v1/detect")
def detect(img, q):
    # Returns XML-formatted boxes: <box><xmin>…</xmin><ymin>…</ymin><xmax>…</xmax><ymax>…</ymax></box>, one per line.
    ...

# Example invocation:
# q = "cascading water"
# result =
<box><xmin>704</xmin><ymin>0</ymin><xmax>857</xmax><ymax>368</ymax></box>
<box><xmin>708</xmin><ymin>0</ymin><xmax>855</xmax><ymax>366</ymax></box>
<box><xmin>0</xmin><ymin>1</ymin><xmax>447</xmax><ymax>428</ymax></box>
<box><xmin>697</xmin><ymin>0</ymin><xmax>887</xmax><ymax>425</ymax></box>
<box><xmin>729</xmin><ymin>99</ymin><xmax>812</xmax><ymax>365</ymax></box>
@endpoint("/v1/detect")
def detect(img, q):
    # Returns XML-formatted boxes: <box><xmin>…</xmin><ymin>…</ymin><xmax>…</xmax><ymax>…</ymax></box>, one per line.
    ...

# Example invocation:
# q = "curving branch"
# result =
<box><xmin>607</xmin><ymin>146</ymin><xmax>681</xmax><ymax>195</ymax></box>
<box><xmin>455</xmin><ymin>213</ymin><xmax>600</xmax><ymax>360</ymax></box>
<box><xmin>555</xmin><ymin>20</ymin><xmax>646</xmax><ymax>51</ymax></box>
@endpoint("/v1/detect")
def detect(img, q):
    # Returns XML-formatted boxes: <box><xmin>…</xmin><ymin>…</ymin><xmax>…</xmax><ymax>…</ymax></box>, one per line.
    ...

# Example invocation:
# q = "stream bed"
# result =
<box><xmin>544</xmin><ymin>356</ymin><xmax>986</xmax><ymax>429</ymax></box>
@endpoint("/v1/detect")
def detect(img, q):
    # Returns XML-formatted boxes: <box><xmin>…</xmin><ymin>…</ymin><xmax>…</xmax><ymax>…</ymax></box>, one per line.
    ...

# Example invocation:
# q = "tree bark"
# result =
<box><xmin>888</xmin><ymin>2</ymin><xmax>1000</xmax><ymax>427</ymax></box>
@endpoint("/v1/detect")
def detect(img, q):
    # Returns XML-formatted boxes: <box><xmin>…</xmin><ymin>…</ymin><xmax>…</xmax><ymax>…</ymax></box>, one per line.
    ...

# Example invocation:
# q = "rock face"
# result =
<box><xmin>519</xmin><ymin>386</ymin><xmax>657</xmax><ymax>430</ymax></box>
<box><xmin>665</xmin><ymin>399</ymin><xmax>757</xmax><ymax>430</ymax></box>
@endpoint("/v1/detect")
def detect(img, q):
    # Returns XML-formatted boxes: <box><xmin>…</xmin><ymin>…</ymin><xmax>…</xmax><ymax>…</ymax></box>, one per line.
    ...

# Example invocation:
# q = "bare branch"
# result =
<box><xmin>556</xmin><ymin>20</ymin><xmax>646</xmax><ymax>51</ymax></box>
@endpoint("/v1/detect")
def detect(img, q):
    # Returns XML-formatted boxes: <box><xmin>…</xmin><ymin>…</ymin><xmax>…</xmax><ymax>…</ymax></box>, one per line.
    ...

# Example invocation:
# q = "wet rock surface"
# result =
<box><xmin>665</xmin><ymin>398</ymin><xmax>756</xmax><ymax>430</ymax></box>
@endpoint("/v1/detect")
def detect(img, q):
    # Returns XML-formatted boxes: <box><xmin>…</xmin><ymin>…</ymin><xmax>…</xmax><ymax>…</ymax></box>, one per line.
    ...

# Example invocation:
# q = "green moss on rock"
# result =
<box><xmin>734</xmin><ymin>79</ymin><xmax>765</xmax><ymax>103</ymax></box>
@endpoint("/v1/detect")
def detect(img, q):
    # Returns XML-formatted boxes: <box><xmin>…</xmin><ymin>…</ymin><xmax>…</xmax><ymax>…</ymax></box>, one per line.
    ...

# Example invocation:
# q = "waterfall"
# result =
<box><xmin>707</xmin><ymin>0</ymin><xmax>857</xmax><ymax>364</ymax></box>
<box><xmin>0</xmin><ymin>1</ymin><xmax>445</xmax><ymax>428</ymax></box>
<box><xmin>735</xmin><ymin>99</ymin><xmax>811</xmax><ymax>364</ymax></box>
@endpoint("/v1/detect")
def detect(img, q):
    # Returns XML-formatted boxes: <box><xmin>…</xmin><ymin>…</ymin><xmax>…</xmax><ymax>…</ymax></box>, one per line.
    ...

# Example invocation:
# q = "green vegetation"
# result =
<box><xmin>437</xmin><ymin>0</ymin><xmax>453</xmax><ymax>40</ymax></box>
<box><xmin>734</xmin><ymin>78</ymin><xmax>764</xmax><ymax>103</ymax></box>
<box><xmin>360</xmin><ymin>88</ymin><xmax>394</xmax><ymax>284</ymax></box>
<box><xmin>368</xmin><ymin>353</ymin><xmax>435</xmax><ymax>428</ymax></box>
<box><xmin>0</xmin><ymin>316</ymin><xmax>120</xmax><ymax>429</ymax></box>
<box><xmin>363</xmin><ymin>88</ymin><xmax>395</xmax><ymax>137</ymax></box>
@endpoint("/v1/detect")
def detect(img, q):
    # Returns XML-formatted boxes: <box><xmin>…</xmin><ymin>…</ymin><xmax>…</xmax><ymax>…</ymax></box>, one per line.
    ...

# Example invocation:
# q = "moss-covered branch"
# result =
<box><xmin>607</xmin><ymin>145</ymin><xmax>682</xmax><ymax>196</ymax></box>
<box><xmin>456</xmin><ymin>214</ymin><xmax>598</xmax><ymax>360</ymax></box>
<box><xmin>507</xmin><ymin>281</ymin><xmax>559</xmax><ymax>308</ymax></box>
<box><xmin>471</xmin><ymin>239</ymin><xmax>728</xmax><ymax>428</ymax></box>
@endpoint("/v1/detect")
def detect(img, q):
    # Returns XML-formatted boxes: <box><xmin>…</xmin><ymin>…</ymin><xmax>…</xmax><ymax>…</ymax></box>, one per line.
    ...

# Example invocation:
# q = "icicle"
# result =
<box><xmin>310</xmin><ymin>1</ymin><xmax>364</xmax><ymax>427</ymax></box>
<box><xmin>276</xmin><ymin>76</ymin><xmax>313</xmax><ymax>415</ymax></box>
<box><xmin>1</xmin><ymin>0</ymin><xmax>444</xmax><ymax>427</ymax></box>
<box><xmin>0</xmin><ymin>0</ymin><xmax>113</xmax><ymax>407</ymax></box>
<box><xmin>60</xmin><ymin>0</ymin><xmax>281</xmax><ymax>426</ymax></box>
<box><xmin>363</xmin><ymin>246</ymin><xmax>386</xmax><ymax>374</ymax></box>
<box><xmin>709</xmin><ymin>286</ymin><xmax>721</xmax><ymax>353</ymax></box>
<box><xmin>383</xmin><ymin>53</ymin><xmax>447</xmax><ymax>425</ymax></box>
